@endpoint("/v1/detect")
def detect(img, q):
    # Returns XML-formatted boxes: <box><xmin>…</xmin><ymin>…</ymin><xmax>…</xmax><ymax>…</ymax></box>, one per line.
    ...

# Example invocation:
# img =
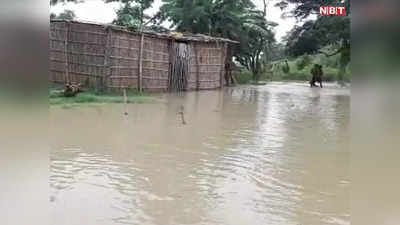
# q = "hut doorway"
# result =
<box><xmin>169</xmin><ymin>42</ymin><xmax>191</xmax><ymax>91</ymax></box>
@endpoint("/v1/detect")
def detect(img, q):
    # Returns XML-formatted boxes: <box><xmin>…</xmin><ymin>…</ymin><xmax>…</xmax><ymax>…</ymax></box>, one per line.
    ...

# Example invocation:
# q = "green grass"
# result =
<box><xmin>235</xmin><ymin>53</ymin><xmax>351</xmax><ymax>84</ymax></box>
<box><xmin>49</xmin><ymin>85</ymin><xmax>155</xmax><ymax>106</ymax></box>
<box><xmin>234</xmin><ymin>70</ymin><xmax>253</xmax><ymax>84</ymax></box>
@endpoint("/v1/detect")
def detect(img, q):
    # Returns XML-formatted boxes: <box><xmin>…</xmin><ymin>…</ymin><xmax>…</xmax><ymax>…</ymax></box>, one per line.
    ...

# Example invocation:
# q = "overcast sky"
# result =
<box><xmin>50</xmin><ymin>0</ymin><xmax>298</xmax><ymax>42</ymax></box>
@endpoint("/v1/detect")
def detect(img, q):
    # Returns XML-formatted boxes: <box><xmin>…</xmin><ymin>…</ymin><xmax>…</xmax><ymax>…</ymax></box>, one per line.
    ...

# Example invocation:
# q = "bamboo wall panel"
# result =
<box><xmin>191</xmin><ymin>42</ymin><xmax>225</xmax><ymax>90</ymax></box>
<box><xmin>141</xmin><ymin>36</ymin><xmax>170</xmax><ymax>91</ymax></box>
<box><xmin>107</xmin><ymin>30</ymin><xmax>140</xmax><ymax>88</ymax></box>
<box><xmin>188</xmin><ymin>43</ymin><xmax>198</xmax><ymax>90</ymax></box>
<box><xmin>67</xmin><ymin>22</ymin><xmax>106</xmax><ymax>87</ymax></box>
<box><xmin>50</xmin><ymin>22</ymin><xmax>68</xmax><ymax>83</ymax></box>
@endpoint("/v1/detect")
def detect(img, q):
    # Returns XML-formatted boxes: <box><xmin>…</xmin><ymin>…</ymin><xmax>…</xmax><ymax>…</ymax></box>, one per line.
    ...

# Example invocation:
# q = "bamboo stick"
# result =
<box><xmin>142</xmin><ymin>77</ymin><xmax>169</xmax><ymax>80</ymax></box>
<box><xmin>103</xmin><ymin>27</ymin><xmax>112</xmax><ymax>92</ymax></box>
<box><xmin>52</xmin><ymin>28</ymin><xmax>107</xmax><ymax>36</ymax></box>
<box><xmin>167</xmin><ymin>40</ymin><xmax>173</xmax><ymax>91</ymax></box>
<box><xmin>52</xmin><ymin>49</ymin><xmax>105</xmax><ymax>57</ymax></box>
<box><xmin>112</xmin><ymin>36</ymin><xmax>141</xmax><ymax>43</ymax></box>
<box><xmin>64</xmin><ymin>21</ymin><xmax>70</xmax><ymax>84</ymax></box>
<box><xmin>138</xmin><ymin>33</ymin><xmax>144</xmax><ymax>92</ymax></box>
<box><xmin>123</xmin><ymin>88</ymin><xmax>128</xmax><ymax>116</ymax></box>
<box><xmin>110</xmin><ymin>66</ymin><xmax>138</xmax><ymax>69</ymax></box>
<box><xmin>60</xmin><ymin>39</ymin><xmax>106</xmax><ymax>46</ymax></box>
<box><xmin>179</xmin><ymin>105</ymin><xmax>186</xmax><ymax>125</ymax></box>
<box><xmin>110</xmin><ymin>56</ymin><xmax>138</xmax><ymax>61</ymax></box>
<box><xmin>50</xmin><ymin>59</ymin><xmax>104</xmax><ymax>67</ymax></box>
<box><xmin>50</xmin><ymin>70</ymin><xmax>103</xmax><ymax>77</ymax></box>
<box><xmin>109</xmin><ymin>76</ymin><xmax>138</xmax><ymax>79</ymax></box>
<box><xmin>110</xmin><ymin>46</ymin><xmax>139</xmax><ymax>51</ymax></box>
<box><xmin>220</xmin><ymin>43</ymin><xmax>227</xmax><ymax>89</ymax></box>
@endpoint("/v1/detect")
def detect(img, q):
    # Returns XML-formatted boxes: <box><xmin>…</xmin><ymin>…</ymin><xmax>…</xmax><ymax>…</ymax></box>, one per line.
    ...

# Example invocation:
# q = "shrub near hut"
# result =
<box><xmin>63</xmin><ymin>83</ymin><xmax>82</xmax><ymax>97</ymax></box>
<box><xmin>296</xmin><ymin>54</ymin><xmax>312</xmax><ymax>71</ymax></box>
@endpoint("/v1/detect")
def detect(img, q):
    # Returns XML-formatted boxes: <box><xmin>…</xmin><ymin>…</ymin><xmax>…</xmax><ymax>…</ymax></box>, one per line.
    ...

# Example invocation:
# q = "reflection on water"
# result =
<box><xmin>51</xmin><ymin>82</ymin><xmax>350</xmax><ymax>225</ymax></box>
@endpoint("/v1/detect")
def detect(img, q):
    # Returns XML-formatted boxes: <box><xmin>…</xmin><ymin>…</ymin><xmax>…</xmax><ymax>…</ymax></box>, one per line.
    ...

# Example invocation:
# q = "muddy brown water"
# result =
<box><xmin>50</xmin><ymin>82</ymin><xmax>350</xmax><ymax>225</ymax></box>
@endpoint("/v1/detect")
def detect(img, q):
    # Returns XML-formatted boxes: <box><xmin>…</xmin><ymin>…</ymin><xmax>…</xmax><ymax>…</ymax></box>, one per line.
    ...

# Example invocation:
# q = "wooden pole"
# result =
<box><xmin>167</xmin><ymin>40</ymin><xmax>172</xmax><ymax>92</ymax></box>
<box><xmin>103</xmin><ymin>27</ymin><xmax>112</xmax><ymax>92</ymax></box>
<box><xmin>194</xmin><ymin>43</ymin><xmax>200</xmax><ymax>91</ymax></box>
<box><xmin>138</xmin><ymin>33</ymin><xmax>145</xmax><ymax>92</ymax></box>
<box><xmin>220</xmin><ymin>43</ymin><xmax>227</xmax><ymax>89</ymax></box>
<box><xmin>123</xmin><ymin>88</ymin><xmax>128</xmax><ymax>116</ymax></box>
<box><xmin>179</xmin><ymin>105</ymin><xmax>186</xmax><ymax>125</ymax></box>
<box><xmin>64</xmin><ymin>21</ymin><xmax>70</xmax><ymax>84</ymax></box>
<box><xmin>231</xmin><ymin>70</ymin><xmax>238</xmax><ymax>85</ymax></box>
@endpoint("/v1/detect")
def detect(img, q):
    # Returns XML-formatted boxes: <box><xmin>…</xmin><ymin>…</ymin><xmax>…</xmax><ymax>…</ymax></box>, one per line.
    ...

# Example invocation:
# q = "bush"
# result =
<box><xmin>296</xmin><ymin>54</ymin><xmax>312</xmax><ymax>71</ymax></box>
<box><xmin>265</xmin><ymin>54</ymin><xmax>351</xmax><ymax>82</ymax></box>
<box><xmin>322</xmin><ymin>67</ymin><xmax>338</xmax><ymax>81</ymax></box>
<box><xmin>282</xmin><ymin>61</ymin><xmax>290</xmax><ymax>74</ymax></box>
<box><xmin>343</xmin><ymin>69</ymin><xmax>351</xmax><ymax>82</ymax></box>
<box><xmin>292</xmin><ymin>71</ymin><xmax>311</xmax><ymax>81</ymax></box>
<box><xmin>235</xmin><ymin>69</ymin><xmax>253</xmax><ymax>84</ymax></box>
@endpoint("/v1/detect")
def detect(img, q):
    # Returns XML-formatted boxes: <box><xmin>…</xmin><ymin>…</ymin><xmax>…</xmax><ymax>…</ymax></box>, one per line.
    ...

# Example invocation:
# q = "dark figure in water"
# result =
<box><xmin>310</xmin><ymin>64</ymin><xmax>323</xmax><ymax>88</ymax></box>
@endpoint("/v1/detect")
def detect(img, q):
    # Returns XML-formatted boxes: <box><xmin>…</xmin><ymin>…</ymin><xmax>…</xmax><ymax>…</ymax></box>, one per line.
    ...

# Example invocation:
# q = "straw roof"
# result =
<box><xmin>51</xmin><ymin>19</ymin><xmax>239</xmax><ymax>44</ymax></box>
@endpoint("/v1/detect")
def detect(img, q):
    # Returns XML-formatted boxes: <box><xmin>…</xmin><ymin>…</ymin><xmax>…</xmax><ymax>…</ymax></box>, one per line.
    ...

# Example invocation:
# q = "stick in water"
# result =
<box><xmin>179</xmin><ymin>105</ymin><xmax>186</xmax><ymax>125</ymax></box>
<box><xmin>123</xmin><ymin>89</ymin><xmax>128</xmax><ymax>116</ymax></box>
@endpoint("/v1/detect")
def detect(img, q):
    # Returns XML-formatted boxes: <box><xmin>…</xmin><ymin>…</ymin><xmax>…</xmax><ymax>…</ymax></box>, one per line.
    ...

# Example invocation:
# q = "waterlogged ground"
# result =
<box><xmin>50</xmin><ymin>82</ymin><xmax>350</xmax><ymax>225</ymax></box>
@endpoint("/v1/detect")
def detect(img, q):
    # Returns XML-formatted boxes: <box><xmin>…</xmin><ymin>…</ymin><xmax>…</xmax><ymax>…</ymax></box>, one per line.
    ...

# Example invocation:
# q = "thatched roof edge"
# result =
<box><xmin>50</xmin><ymin>19</ymin><xmax>239</xmax><ymax>44</ymax></box>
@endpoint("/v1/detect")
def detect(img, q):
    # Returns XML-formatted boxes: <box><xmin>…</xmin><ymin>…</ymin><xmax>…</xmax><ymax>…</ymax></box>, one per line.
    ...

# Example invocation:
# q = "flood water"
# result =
<box><xmin>50</xmin><ymin>82</ymin><xmax>350</xmax><ymax>225</ymax></box>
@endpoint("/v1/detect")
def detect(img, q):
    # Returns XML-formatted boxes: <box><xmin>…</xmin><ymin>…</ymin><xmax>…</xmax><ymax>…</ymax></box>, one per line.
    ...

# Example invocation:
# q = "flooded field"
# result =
<box><xmin>50</xmin><ymin>82</ymin><xmax>350</xmax><ymax>225</ymax></box>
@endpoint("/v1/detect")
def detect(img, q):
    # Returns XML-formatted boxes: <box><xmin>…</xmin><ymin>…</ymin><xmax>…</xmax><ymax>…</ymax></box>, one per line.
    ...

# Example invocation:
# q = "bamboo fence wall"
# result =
<box><xmin>50</xmin><ymin>20</ymin><xmax>230</xmax><ymax>91</ymax></box>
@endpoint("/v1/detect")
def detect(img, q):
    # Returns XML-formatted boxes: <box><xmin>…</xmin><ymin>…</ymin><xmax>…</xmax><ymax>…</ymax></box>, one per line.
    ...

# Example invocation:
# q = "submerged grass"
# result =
<box><xmin>49</xmin><ymin>84</ymin><xmax>156</xmax><ymax>106</ymax></box>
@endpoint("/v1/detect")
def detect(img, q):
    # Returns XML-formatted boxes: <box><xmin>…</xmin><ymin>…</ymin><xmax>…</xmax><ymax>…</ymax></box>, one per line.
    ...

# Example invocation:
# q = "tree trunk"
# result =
<box><xmin>252</xmin><ymin>62</ymin><xmax>261</xmax><ymax>82</ymax></box>
<box><xmin>337</xmin><ymin>57</ymin><xmax>348</xmax><ymax>85</ymax></box>
<box><xmin>337</xmin><ymin>40</ymin><xmax>350</xmax><ymax>85</ymax></box>
<box><xmin>263</xmin><ymin>0</ymin><xmax>268</xmax><ymax>17</ymax></box>
<box><xmin>338</xmin><ymin>64</ymin><xmax>345</xmax><ymax>82</ymax></box>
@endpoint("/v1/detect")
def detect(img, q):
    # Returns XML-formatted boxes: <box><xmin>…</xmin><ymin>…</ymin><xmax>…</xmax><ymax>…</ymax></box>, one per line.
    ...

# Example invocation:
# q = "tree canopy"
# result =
<box><xmin>280</xmin><ymin>0</ymin><xmax>350</xmax><ymax>56</ymax></box>
<box><xmin>157</xmin><ymin>0</ymin><xmax>276</xmax><ymax>81</ymax></box>
<box><xmin>275</xmin><ymin>0</ymin><xmax>350</xmax><ymax>19</ymax></box>
<box><xmin>51</xmin><ymin>9</ymin><xmax>76</xmax><ymax>20</ymax></box>
<box><xmin>50</xmin><ymin>0</ymin><xmax>80</xmax><ymax>5</ymax></box>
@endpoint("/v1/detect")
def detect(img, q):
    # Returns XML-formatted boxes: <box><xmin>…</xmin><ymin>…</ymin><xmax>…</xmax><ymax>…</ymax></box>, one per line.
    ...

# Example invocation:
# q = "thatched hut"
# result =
<box><xmin>50</xmin><ymin>20</ymin><xmax>238</xmax><ymax>92</ymax></box>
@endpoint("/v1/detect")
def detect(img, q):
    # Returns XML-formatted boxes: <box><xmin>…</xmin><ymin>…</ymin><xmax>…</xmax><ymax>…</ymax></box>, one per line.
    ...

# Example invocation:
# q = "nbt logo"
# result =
<box><xmin>319</xmin><ymin>6</ymin><xmax>346</xmax><ymax>15</ymax></box>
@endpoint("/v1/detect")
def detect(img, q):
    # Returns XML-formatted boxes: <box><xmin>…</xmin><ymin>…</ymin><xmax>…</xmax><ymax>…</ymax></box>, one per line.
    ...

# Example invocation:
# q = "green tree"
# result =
<box><xmin>234</xmin><ymin>10</ymin><xmax>277</xmax><ymax>81</ymax></box>
<box><xmin>160</xmin><ymin>0</ymin><xmax>213</xmax><ymax>33</ymax></box>
<box><xmin>296</xmin><ymin>54</ymin><xmax>311</xmax><ymax>70</ymax></box>
<box><xmin>50</xmin><ymin>0</ymin><xmax>80</xmax><ymax>5</ymax></box>
<box><xmin>159</xmin><ymin>0</ymin><xmax>277</xmax><ymax>81</ymax></box>
<box><xmin>265</xmin><ymin>42</ymin><xmax>286</xmax><ymax>62</ymax></box>
<box><xmin>53</xmin><ymin>9</ymin><xmax>76</xmax><ymax>20</ymax></box>
<box><xmin>50</xmin><ymin>0</ymin><xmax>79</xmax><ymax>20</ymax></box>
<box><xmin>275</xmin><ymin>0</ymin><xmax>350</xmax><ymax>19</ymax></box>
<box><xmin>112</xmin><ymin>2</ymin><xmax>143</xmax><ymax>28</ymax></box>
<box><xmin>106</xmin><ymin>0</ymin><xmax>154</xmax><ymax>30</ymax></box>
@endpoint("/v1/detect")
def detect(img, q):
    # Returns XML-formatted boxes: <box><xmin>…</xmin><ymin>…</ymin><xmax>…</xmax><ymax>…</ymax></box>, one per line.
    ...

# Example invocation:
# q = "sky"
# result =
<box><xmin>50</xmin><ymin>0</ymin><xmax>298</xmax><ymax>42</ymax></box>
